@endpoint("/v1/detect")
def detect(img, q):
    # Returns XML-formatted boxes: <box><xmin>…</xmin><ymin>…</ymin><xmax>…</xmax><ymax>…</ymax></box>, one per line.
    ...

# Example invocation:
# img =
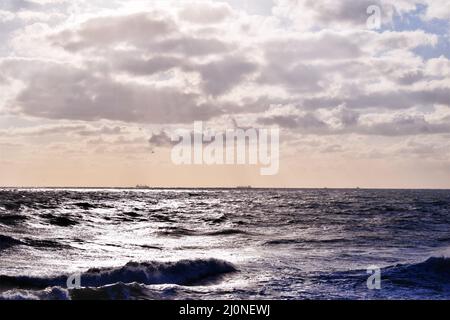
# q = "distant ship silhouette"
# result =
<box><xmin>135</xmin><ymin>185</ymin><xmax>151</xmax><ymax>189</ymax></box>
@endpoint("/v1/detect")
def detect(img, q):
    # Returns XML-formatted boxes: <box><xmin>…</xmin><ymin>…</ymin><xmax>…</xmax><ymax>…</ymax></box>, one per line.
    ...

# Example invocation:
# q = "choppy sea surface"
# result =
<box><xmin>1</xmin><ymin>188</ymin><xmax>449</xmax><ymax>300</ymax></box>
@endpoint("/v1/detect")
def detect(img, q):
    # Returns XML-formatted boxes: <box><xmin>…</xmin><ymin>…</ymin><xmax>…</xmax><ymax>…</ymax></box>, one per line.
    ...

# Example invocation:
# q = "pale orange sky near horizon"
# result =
<box><xmin>2</xmin><ymin>145</ymin><xmax>450</xmax><ymax>188</ymax></box>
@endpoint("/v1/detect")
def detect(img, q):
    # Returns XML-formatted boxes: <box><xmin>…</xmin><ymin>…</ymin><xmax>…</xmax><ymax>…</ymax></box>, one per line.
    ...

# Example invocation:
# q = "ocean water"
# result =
<box><xmin>0</xmin><ymin>188</ymin><xmax>449</xmax><ymax>300</ymax></box>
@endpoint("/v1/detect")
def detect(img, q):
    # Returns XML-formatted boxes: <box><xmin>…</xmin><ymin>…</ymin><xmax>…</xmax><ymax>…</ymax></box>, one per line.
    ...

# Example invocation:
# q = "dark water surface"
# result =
<box><xmin>1</xmin><ymin>188</ymin><xmax>449</xmax><ymax>300</ymax></box>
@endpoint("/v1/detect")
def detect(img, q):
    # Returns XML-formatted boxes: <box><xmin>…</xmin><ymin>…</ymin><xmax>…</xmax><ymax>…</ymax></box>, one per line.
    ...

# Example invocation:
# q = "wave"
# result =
<box><xmin>1</xmin><ymin>201</ymin><xmax>23</xmax><ymax>211</ymax></box>
<box><xmin>264</xmin><ymin>238</ymin><xmax>301</xmax><ymax>245</ymax></box>
<box><xmin>381</xmin><ymin>257</ymin><xmax>450</xmax><ymax>289</ymax></box>
<box><xmin>48</xmin><ymin>216</ymin><xmax>79</xmax><ymax>227</ymax></box>
<box><xmin>39</xmin><ymin>213</ymin><xmax>79</xmax><ymax>227</ymax></box>
<box><xmin>0</xmin><ymin>214</ymin><xmax>28</xmax><ymax>225</ymax></box>
<box><xmin>205</xmin><ymin>229</ymin><xmax>250</xmax><ymax>236</ymax></box>
<box><xmin>24</xmin><ymin>238</ymin><xmax>70</xmax><ymax>250</ymax></box>
<box><xmin>0</xmin><ymin>235</ymin><xmax>69</xmax><ymax>251</ymax></box>
<box><xmin>0</xmin><ymin>283</ymin><xmax>146</xmax><ymax>301</ymax></box>
<box><xmin>139</xmin><ymin>244</ymin><xmax>163</xmax><ymax>250</ymax></box>
<box><xmin>157</xmin><ymin>227</ymin><xmax>250</xmax><ymax>237</ymax></box>
<box><xmin>0</xmin><ymin>282</ymin><xmax>194</xmax><ymax>300</ymax></box>
<box><xmin>69</xmin><ymin>282</ymin><xmax>148</xmax><ymax>300</ymax></box>
<box><xmin>68</xmin><ymin>282</ymin><xmax>185</xmax><ymax>300</ymax></box>
<box><xmin>156</xmin><ymin>227</ymin><xmax>198</xmax><ymax>237</ymax></box>
<box><xmin>73</xmin><ymin>202</ymin><xmax>96</xmax><ymax>210</ymax></box>
<box><xmin>0</xmin><ymin>287</ymin><xmax>70</xmax><ymax>300</ymax></box>
<box><xmin>0</xmin><ymin>235</ymin><xmax>24</xmax><ymax>250</ymax></box>
<box><xmin>264</xmin><ymin>238</ymin><xmax>347</xmax><ymax>246</ymax></box>
<box><xmin>0</xmin><ymin>258</ymin><xmax>237</xmax><ymax>291</ymax></box>
<box><xmin>122</xmin><ymin>211</ymin><xmax>141</xmax><ymax>218</ymax></box>
<box><xmin>210</xmin><ymin>217</ymin><xmax>227</xmax><ymax>224</ymax></box>
<box><xmin>316</xmin><ymin>257</ymin><xmax>450</xmax><ymax>294</ymax></box>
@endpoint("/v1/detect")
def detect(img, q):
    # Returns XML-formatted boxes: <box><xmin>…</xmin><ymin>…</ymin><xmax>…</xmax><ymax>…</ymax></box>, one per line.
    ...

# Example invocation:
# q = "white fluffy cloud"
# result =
<box><xmin>422</xmin><ymin>0</ymin><xmax>450</xmax><ymax>20</ymax></box>
<box><xmin>1</xmin><ymin>0</ymin><xmax>449</xmax><ymax>159</ymax></box>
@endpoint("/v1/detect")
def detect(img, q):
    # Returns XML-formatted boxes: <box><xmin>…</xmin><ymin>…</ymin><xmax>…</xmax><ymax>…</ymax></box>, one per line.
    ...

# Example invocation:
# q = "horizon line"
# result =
<box><xmin>1</xmin><ymin>186</ymin><xmax>450</xmax><ymax>191</ymax></box>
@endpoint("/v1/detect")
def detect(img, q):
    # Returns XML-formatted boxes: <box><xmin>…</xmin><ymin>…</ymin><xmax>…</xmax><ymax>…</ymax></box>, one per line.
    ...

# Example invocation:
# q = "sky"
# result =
<box><xmin>0</xmin><ymin>0</ymin><xmax>449</xmax><ymax>188</ymax></box>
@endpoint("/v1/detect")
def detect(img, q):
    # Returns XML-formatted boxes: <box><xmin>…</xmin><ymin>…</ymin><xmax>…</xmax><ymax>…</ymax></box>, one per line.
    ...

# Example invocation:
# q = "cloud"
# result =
<box><xmin>0</xmin><ymin>0</ymin><xmax>68</xmax><ymax>14</ymax></box>
<box><xmin>273</xmin><ymin>0</ymin><xmax>395</xmax><ymax>30</ymax></box>
<box><xmin>112</xmin><ymin>54</ymin><xmax>257</xmax><ymax>96</ymax></box>
<box><xmin>422</xmin><ymin>0</ymin><xmax>450</xmax><ymax>20</ymax></box>
<box><xmin>259</xmin><ymin>113</ymin><xmax>329</xmax><ymax>131</ymax></box>
<box><xmin>263</xmin><ymin>32</ymin><xmax>364</xmax><ymax>62</ymax></box>
<box><xmin>303</xmin><ymin>86</ymin><xmax>450</xmax><ymax>110</ymax></box>
<box><xmin>0</xmin><ymin>123</ymin><xmax>125</xmax><ymax>137</ymax></box>
<box><xmin>258</xmin><ymin>62</ymin><xmax>324</xmax><ymax>93</ymax></box>
<box><xmin>0</xmin><ymin>71</ymin><xmax>7</xmax><ymax>84</ymax></box>
<box><xmin>75</xmin><ymin>125</ymin><xmax>123</xmax><ymax>136</ymax></box>
<box><xmin>359</xmin><ymin>115</ymin><xmax>450</xmax><ymax>136</ymax></box>
<box><xmin>1</xmin><ymin>0</ymin><xmax>450</xmax><ymax>189</ymax></box>
<box><xmin>50</xmin><ymin>12</ymin><xmax>177</xmax><ymax>51</ymax></box>
<box><xmin>193</xmin><ymin>56</ymin><xmax>258</xmax><ymax>96</ymax></box>
<box><xmin>50</xmin><ymin>10</ymin><xmax>232</xmax><ymax>57</ymax></box>
<box><xmin>1</xmin><ymin>0</ymin><xmax>450</xmax><ymax>139</ymax></box>
<box><xmin>0</xmin><ymin>0</ymin><xmax>42</xmax><ymax>12</ymax></box>
<box><xmin>148</xmin><ymin>131</ymin><xmax>176</xmax><ymax>147</ymax></box>
<box><xmin>257</xmin><ymin>108</ymin><xmax>450</xmax><ymax>137</ymax></box>
<box><xmin>0</xmin><ymin>124</ymin><xmax>85</xmax><ymax>136</ymax></box>
<box><xmin>178</xmin><ymin>1</ymin><xmax>233</xmax><ymax>24</ymax></box>
<box><xmin>395</xmin><ymin>70</ymin><xmax>424</xmax><ymax>85</ymax></box>
<box><xmin>11</xmin><ymin>63</ymin><xmax>223</xmax><ymax>124</ymax></box>
<box><xmin>113</xmin><ymin>56</ymin><xmax>185</xmax><ymax>76</ymax></box>
<box><xmin>272</xmin><ymin>0</ymin><xmax>433</xmax><ymax>30</ymax></box>
<box><xmin>0</xmin><ymin>10</ymin><xmax>16</xmax><ymax>22</ymax></box>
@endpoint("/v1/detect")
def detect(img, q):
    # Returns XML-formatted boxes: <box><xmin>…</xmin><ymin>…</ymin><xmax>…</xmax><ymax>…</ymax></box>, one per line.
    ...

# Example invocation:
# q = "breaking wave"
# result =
<box><xmin>0</xmin><ymin>282</ymin><xmax>192</xmax><ymax>300</ymax></box>
<box><xmin>0</xmin><ymin>287</ymin><xmax>70</xmax><ymax>301</ymax></box>
<box><xmin>0</xmin><ymin>258</ymin><xmax>237</xmax><ymax>291</ymax></box>
<box><xmin>317</xmin><ymin>257</ymin><xmax>450</xmax><ymax>294</ymax></box>
<box><xmin>381</xmin><ymin>257</ymin><xmax>450</xmax><ymax>288</ymax></box>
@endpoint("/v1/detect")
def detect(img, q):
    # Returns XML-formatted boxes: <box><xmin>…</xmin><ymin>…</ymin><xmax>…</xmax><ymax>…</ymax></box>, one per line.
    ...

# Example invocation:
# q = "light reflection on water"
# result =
<box><xmin>1</xmin><ymin>188</ymin><xmax>450</xmax><ymax>299</ymax></box>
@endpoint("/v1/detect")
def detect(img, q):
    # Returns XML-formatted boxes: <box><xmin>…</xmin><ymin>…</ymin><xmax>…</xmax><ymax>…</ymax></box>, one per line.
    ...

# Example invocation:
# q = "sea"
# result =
<box><xmin>0</xmin><ymin>188</ymin><xmax>449</xmax><ymax>300</ymax></box>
